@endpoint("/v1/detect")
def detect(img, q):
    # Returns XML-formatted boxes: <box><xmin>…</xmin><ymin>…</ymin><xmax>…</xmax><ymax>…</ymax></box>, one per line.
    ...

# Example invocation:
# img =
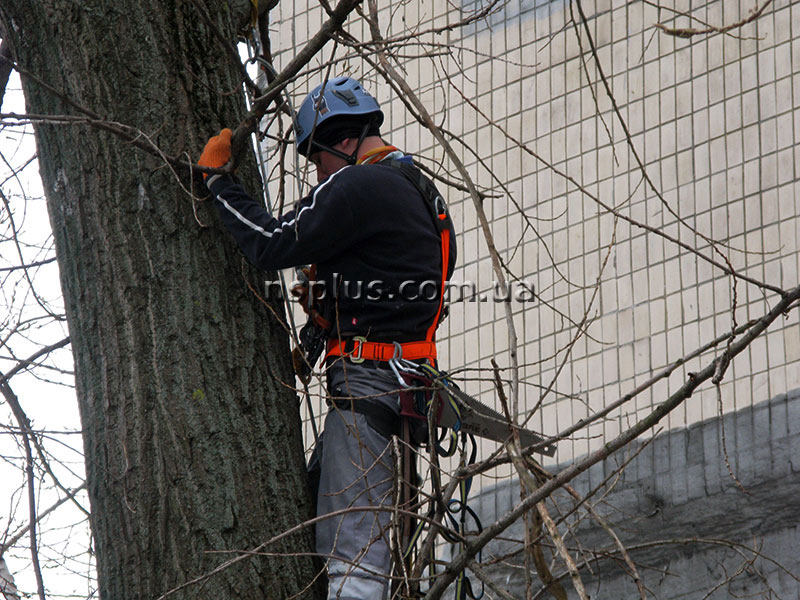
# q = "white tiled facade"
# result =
<box><xmin>268</xmin><ymin>0</ymin><xmax>800</xmax><ymax>471</ymax></box>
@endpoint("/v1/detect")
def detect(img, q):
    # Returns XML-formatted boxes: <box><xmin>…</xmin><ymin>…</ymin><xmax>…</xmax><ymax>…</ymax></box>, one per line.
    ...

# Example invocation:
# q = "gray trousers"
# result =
<box><xmin>316</xmin><ymin>362</ymin><xmax>401</xmax><ymax>600</ymax></box>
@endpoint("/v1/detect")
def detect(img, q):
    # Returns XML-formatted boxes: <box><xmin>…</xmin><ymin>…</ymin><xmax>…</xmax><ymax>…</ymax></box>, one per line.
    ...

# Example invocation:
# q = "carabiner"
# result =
<box><xmin>388</xmin><ymin>342</ymin><xmax>410</xmax><ymax>388</ymax></box>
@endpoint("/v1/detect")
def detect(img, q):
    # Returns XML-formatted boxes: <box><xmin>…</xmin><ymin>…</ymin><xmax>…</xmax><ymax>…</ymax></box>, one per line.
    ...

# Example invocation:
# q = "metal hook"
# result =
<box><xmin>389</xmin><ymin>342</ymin><xmax>410</xmax><ymax>388</ymax></box>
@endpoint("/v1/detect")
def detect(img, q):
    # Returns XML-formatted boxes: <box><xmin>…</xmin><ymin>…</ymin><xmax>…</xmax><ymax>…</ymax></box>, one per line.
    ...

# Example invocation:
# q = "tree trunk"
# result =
<box><xmin>0</xmin><ymin>2</ymin><xmax>322</xmax><ymax>599</ymax></box>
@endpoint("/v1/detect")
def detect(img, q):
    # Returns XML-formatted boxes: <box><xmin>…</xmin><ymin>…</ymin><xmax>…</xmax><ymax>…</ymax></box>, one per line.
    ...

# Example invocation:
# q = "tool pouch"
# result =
<box><xmin>398</xmin><ymin>371</ymin><xmax>442</xmax><ymax>447</ymax></box>
<box><xmin>293</xmin><ymin>318</ymin><xmax>329</xmax><ymax>383</ymax></box>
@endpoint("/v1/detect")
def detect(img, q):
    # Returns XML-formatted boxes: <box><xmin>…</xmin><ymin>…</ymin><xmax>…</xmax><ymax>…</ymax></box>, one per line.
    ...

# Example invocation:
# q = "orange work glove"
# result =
<box><xmin>198</xmin><ymin>128</ymin><xmax>232</xmax><ymax>180</ymax></box>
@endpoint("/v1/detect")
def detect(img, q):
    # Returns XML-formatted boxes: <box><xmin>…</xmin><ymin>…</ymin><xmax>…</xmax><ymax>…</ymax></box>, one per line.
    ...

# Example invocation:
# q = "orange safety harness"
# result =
<box><xmin>325</xmin><ymin>148</ymin><xmax>452</xmax><ymax>366</ymax></box>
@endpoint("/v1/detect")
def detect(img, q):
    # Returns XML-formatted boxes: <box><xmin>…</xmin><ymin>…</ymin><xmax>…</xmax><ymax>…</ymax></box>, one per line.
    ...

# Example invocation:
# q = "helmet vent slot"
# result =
<box><xmin>332</xmin><ymin>89</ymin><xmax>359</xmax><ymax>107</ymax></box>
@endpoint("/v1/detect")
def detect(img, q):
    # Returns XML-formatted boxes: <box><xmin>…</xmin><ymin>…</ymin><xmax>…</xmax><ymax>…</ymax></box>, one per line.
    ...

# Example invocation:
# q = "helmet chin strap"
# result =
<box><xmin>309</xmin><ymin>122</ymin><xmax>373</xmax><ymax>165</ymax></box>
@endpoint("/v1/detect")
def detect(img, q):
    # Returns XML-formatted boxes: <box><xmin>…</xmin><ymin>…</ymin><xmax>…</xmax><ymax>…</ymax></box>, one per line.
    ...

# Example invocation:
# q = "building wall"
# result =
<box><xmin>267</xmin><ymin>0</ymin><xmax>800</xmax><ymax>595</ymax></box>
<box><xmin>272</xmin><ymin>0</ymin><xmax>800</xmax><ymax>464</ymax></box>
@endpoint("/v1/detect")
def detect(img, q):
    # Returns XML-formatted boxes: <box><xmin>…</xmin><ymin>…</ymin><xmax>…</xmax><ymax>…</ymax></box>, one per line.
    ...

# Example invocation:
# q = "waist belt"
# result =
<box><xmin>326</xmin><ymin>336</ymin><xmax>437</xmax><ymax>363</ymax></box>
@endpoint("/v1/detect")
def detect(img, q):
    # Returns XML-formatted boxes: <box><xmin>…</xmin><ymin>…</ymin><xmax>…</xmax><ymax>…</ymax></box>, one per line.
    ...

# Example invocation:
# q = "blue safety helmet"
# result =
<box><xmin>294</xmin><ymin>76</ymin><xmax>384</xmax><ymax>159</ymax></box>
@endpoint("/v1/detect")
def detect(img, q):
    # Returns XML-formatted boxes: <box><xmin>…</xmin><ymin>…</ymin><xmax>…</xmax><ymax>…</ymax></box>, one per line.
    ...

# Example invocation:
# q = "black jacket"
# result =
<box><xmin>209</xmin><ymin>159</ymin><xmax>457</xmax><ymax>340</ymax></box>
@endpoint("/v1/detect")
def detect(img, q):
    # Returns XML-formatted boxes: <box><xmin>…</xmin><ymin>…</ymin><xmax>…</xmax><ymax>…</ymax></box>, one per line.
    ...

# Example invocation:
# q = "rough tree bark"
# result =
<box><xmin>0</xmin><ymin>2</ymin><xmax>322</xmax><ymax>599</ymax></box>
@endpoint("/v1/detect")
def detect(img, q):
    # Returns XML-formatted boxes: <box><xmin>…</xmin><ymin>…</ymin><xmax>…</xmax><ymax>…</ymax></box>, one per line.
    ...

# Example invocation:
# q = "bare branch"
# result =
<box><xmin>1</xmin><ymin>382</ymin><xmax>46</xmax><ymax>600</ymax></box>
<box><xmin>228</xmin><ymin>0</ymin><xmax>364</xmax><ymax>165</ymax></box>
<box><xmin>0</xmin><ymin>336</ymin><xmax>71</xmax><ymax>388</ymax></box>
<box><xmin>0</xmin><ymin>257</ymin><xmax>56</xmax><ymax>273</ymax></box>
<box><xmin>425</xmin><ymin>285</ymin><xmax>800</xmax><ymax>598</ymax></box>
<box><xmin>1</xmin><ymin>482</ymin><xmax>87</xmax><ymax>553</ymax></box>
<box><xmin>655</xmin><ymin>0</ymin><xmax>773</xmax><ymax>38</ymax></box>
<box><xmin>1</xmin><ymin>0</ymin><xmax>362</xmax><ymax>187</ymax></box>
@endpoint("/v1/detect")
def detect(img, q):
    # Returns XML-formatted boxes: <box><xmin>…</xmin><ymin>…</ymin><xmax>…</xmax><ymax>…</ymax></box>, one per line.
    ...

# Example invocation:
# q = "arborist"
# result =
<box><xmin>199</xmin><ymin>75</ymin><xmax>457</xmax><ymax>599</ymax></box>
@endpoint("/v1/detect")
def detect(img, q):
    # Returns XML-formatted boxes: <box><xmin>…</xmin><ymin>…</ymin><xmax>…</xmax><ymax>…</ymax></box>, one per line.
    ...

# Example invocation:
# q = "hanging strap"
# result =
<box><xmin>385</xmin><ymin>159</ymin><xmax>451</xmax><ymax>346</ymax></box>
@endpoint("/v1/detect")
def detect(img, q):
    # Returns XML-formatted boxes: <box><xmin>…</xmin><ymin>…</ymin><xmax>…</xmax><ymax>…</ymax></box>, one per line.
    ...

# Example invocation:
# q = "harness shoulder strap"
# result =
<box><xmin>386</xmin><ymin>159</ymin><xmax>453</xmax><ymax>345</ymax></box>
<box><xmin>387</xmin><ymin>159</ymin><xmax>451</xmax><ymax>233</ymax></box>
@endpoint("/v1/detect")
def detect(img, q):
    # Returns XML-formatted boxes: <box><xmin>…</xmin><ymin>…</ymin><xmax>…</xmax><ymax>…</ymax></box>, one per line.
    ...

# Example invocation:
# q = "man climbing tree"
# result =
<box><xmin>199</xmin><ymin>75</ymin><xmax>458</xmax><ymax>599</ymax></box>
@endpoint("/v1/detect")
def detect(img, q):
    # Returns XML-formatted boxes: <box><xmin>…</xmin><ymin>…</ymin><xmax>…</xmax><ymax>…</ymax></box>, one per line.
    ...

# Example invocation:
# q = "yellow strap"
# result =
<box><xmin>250</xmin><ymin>0</ymin><xmax>259</xmax><ymax>30</ymax></box>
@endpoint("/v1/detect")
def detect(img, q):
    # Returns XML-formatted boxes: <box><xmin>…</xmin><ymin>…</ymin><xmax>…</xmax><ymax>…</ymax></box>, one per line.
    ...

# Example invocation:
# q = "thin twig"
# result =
<box><xmin>0</xmin><ymin>337</ymin><xmax>71</xmax><ymax>388</ymax></box>
<box><xmin>1</xmin><ymin>483</ymin><xmax>87</xmax><ymax>553</ymax></box>
<box><xmin>1</xmin><ymin>382</ymin><xmax>47</xmax><ymax>600</ymax></box>
<box><xmin>655</xmin><ymin>0</ymin><xmax>773</xmax><ymax>38</ymax></box>
<box><xmin>559</xmin><ymin>482</ymin><xmax>647</xmax><ymax>600</ymax></box>
<box><xmin>572</xmin><ymin>0</ymin><xmax>778</xmax><ymax>297</ymax></box>
<box><xmin>363</xmin><ymin>0</ymin><xmax>523</xmax><ymax>424</ymax></box>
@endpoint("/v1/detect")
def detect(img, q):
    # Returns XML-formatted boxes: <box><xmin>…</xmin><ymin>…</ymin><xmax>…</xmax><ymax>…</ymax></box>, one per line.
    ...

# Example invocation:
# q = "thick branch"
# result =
<box><xmin>425</xmin><ymin>284</ymin><xmax>800</xmax><ymax>598</ymax></box>
<box><xmin>0</xmin><ymin>40</ymin><xmax>12</xmax><ymax>109</ymax></box>
<box><xmin>228</xmin><ymin>0</ymin><xmax>363</xmax><ymax>165</ymax></box>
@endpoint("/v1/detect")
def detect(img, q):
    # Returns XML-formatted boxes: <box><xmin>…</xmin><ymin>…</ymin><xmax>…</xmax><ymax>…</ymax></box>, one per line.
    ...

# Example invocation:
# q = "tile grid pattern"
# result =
<box><xmin>268</xmin><ymin>0</ymin><xmax>800</xmax><ymax>475</ymax></box>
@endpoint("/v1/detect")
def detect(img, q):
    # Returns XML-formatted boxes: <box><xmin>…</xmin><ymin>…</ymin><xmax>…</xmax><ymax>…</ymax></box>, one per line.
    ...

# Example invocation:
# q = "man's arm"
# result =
<box><xmin>207</xmin><ymin>173</ymin><xmax>353</xmax><ymax>269</ymax></box>
<box><xmin>199</xmin><ymin>129</ymin><xmax>359</xmax><ymax>270</ymax></box>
